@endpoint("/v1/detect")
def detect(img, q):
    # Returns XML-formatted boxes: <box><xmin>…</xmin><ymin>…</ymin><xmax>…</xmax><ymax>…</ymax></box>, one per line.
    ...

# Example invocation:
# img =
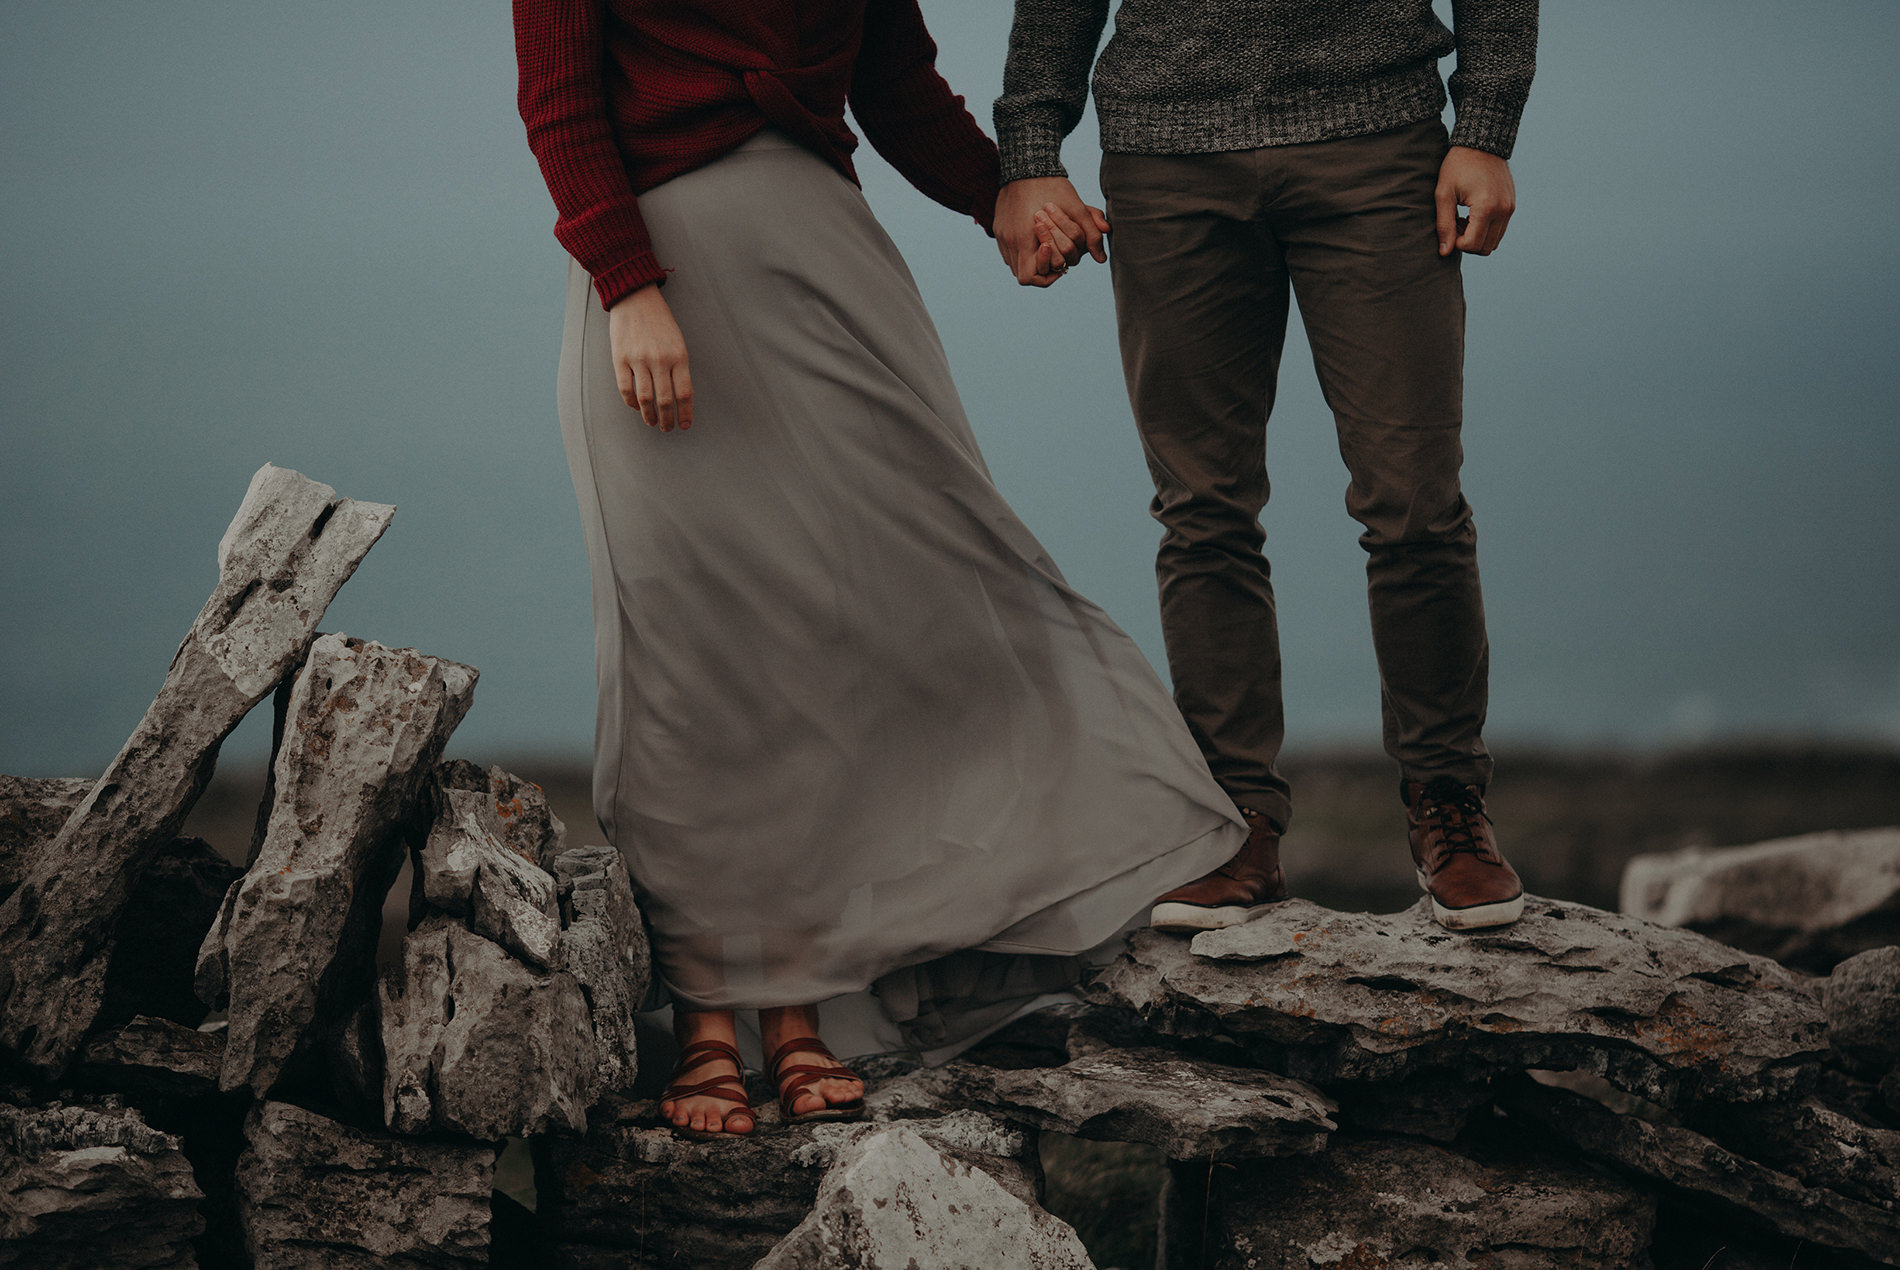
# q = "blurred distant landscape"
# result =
<box><xmin>179</xmin><ymin>741</ymin><xmax>1900</xmax><ymax>920</ymax></box>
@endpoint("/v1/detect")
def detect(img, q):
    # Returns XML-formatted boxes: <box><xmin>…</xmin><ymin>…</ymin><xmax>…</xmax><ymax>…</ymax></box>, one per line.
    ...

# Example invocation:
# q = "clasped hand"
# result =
<box><xmin>994</xmin><ymin>177</ymin><xmax>1109</xmax><ymax>287</ymax></box>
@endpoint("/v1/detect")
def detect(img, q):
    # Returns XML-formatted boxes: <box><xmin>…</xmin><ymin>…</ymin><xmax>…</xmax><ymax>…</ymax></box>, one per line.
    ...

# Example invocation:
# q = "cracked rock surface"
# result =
<box><xmin>235</xmin><ymin>1099</ymin><xmax>494</xmax><ymax>1268</ymax></box>
<box><xmin>882</xmin><ymin>1046</ymin><xmax>1335</xmax><ymax>1161</ymax></box>
<box><xmin>1092</xmin><ymin>897</ymin><xmax>1826</xmax><ymax>1110</ymax></box>
<box><xmin>1162</xmin><ymin>1131</ymin><xmax>1655</xmax><ymax>1270</ymax></box>
<box><xmin>551</xmin><ymin>844</ymin><xmax>649</xmax><ymax>1095</ymax></box>
<box><xmin>1500</xmin><ymin>1077</ymin><xmax>1900</xmax><ymax>1265</ymax></box>
<box><xmin>0</xmin><ymin>1099</ymin><xmax>204</xmax><ymax>1269</ymax></box>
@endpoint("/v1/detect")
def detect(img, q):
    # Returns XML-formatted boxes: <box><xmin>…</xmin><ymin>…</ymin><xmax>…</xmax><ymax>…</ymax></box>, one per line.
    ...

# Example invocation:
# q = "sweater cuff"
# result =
<box><xmin>1448</xmin><ymin>97</ymin><xmax>1528</xmax><ymax>160</ymax></box>
<box><xmin>993</xmin><ymin>108</ymin><xmax>1071</xmax><ymax>185</ymax></box>
<box><xmin>590</xmin><ymin>250</ymin><xmax>669</xmax><ymax>311</ymax></box>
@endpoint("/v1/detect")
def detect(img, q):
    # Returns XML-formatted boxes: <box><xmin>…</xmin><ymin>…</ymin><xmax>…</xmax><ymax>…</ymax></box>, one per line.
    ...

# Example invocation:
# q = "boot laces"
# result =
<box><xmin>1417</xmin><ymin>778</ymin><xmax>1494</xmax><ymax>863</ymax></box>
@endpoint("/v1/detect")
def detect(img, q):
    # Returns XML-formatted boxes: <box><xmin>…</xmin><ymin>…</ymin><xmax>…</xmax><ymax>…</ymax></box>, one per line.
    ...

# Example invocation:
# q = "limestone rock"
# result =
<box><xmin>1499</xmin><ymin>1077</ymin><xmax>1900</xmax><ymax>1265</ymax></box>
<box><xmin>552</xmin><ymin>844</ymin><xmax>649</xmax><ymax>1094</ymax></box>
<box><xmin>1159</xmin><ymin>1132</ymin><xmax>1654</xmax><ymax>1270</ymax></box>
<box><xmin>0</xmin><ymin>776</ymin><xmax>91</xmax><ymax>903</ymax></box>
<box><xmin>412</xmin><ymin>766</ymin><xmax>561</xmax><ymax>969</ymax></box>
<box><xmin>76</xmin><ymin>1015</ymin><xmax>224</xmax><ymax>1100</ymax></box>
<box><xmin>196</xmin><ymin>634</ymin><xmax>476</xmax><ymax>1096</ymax></box>
<box><xmin>1092</xmin><ymin>897</ymin><xmax>1826</xmax><ymax>1110</ymax></box>
<box><xmin>379</xmin><ymin>914</ymin><xmax>595</xmax><ymax>1138</ymax></box>
<box><xmin>1703</xmin><ymin>1095</ymin><xmax>1900</xmax><ymax>1214</ymax></box>
<box><xmin>0</xmin><ymin>464</ymin><xmax>393</xmax><ymax>1074</ymax></box>
<box><xmin>1621</xmin><ymin>828</ymin><xmax>1900</xmax><ymax>971</ymax></box>
<box><xmin>0</xmin><ymin>1099</ymin><xmax>204</xmax><ymax>1268</ymax></box>
<box><xmin>99</xmin><ymin>836</ymin><xmax>243</xmax><ymax>1029</ymax></box>
<box><xmin>755</xmin><ymin>1125</ymin><xmax>1095</xmax><ymax>1270</ymax></box>
<box><xmin>1825</xmin><ymin>945</ymin><xmax>1900</xmax><ymax>1070</ymax></box>
<box><xmin>235</xmin><ymin>1099</ymin><xmax>494</xmax><ymax>1268</ymax></box>
<box><xmin>537</xmin><ymin>1089</ymin><xmax>1037</xmax><ymax>1270</ymax></box>
<box><xmin>889</xmin><ymin>1047</ymin><xmax>1335</xmax><ymax>1161</ymax></box>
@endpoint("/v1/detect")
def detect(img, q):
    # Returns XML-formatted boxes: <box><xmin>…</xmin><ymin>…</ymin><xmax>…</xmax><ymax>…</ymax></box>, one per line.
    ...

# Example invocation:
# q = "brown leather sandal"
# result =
<box><xmin>659</xmin><ymin>1038</ymin><xmax>756</xmax><ymax>1139</ymax></box>
<box><xmin>766</xmin><ymin>1036</ymin><xmax>865</xmax><ymax>1124</ymax></box>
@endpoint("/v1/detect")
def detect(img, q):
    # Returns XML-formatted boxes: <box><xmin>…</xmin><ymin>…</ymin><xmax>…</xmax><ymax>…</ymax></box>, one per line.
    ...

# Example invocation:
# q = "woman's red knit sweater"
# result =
<box><xmin>514</xmin><ymin>0</ymin><xmax>1004</xmax><ymax>310</ymax></box>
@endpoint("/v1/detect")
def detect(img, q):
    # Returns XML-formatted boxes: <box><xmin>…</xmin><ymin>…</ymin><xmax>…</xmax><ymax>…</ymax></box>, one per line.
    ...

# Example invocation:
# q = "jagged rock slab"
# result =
<box><xmin>882</xmin><ymin>1047</ymin><xmax>1335</xmax><ymax>1161</ymax></box>
<box><xmin>235</xmin><ymin>1099</ymin><xmax>493</xmax><ymax>1268</ymax></box>
<box><xmin>537</xmin><ymin>1090</ymin><xmax>1036</xmax><ymax>1270</ymax></box>
<box><xmin>413</xmin><ymin>765</ymin><xmax>563</xmax><ymax>972</ymax></box>
<box><xmin>0</xmin><ymin>464</ymin><xmax>393</xmax><ymax>1074</ymax></box>
<box><xmin>1500</xmin><ymin>1077</ymin><xmax>1900</xmax><ymax>1265</ymax></box>
<box><xmin>197</xmin><ymin>634</ymin><xmax>475</xmax><ymax>1095</ymax></box>
<box><xmin>1826</xmin><ymin>946</ymin><xmax>1900</xmax><ymax>1071</ymax></box>
<box><xmin>1093</xmin><ymin>897</ymin><xmax>1826</xmax><ymax>1110</ymax></box>
<box><xmin>1709</xmin><ymin>1095</ymin><xmax>1900</xmax><ymax>1212</ymax></box>
<box><xmin>552</xmin><ymin>844</ymin><xmax>649</xmax><ymax>1095</ymax></box>
<box><xmin>1160</xmin><ymin>1132</ymin><xmax>1654</xmax><ymax>1270</ymax></box>
<box><xmin>755</xmin><ymin>1124</ymin><xmax>1095</xmax><ymax>1270</ymax></box>
<box><xmin>76</xmin><ymin>1015</ymin><xmax>224</xmax><ymax>1100</ymax></box>
<box><xmin>100</xmin><ymin>837</ymin><xmax>243</xmax><ymax>1030</ymax></box>
<box><xmin>0</xmin><ymin>1099</ymin><xmax>204</xmax><ymax>1268</ymax></box>
<box><xmin>0</xmin><ymin>776</ymin><xmax>92</xmax><ymax>903</ymax></box>
<box><xmin>380</xmin><ymin>914</ymin><xmax>595</xmax><ymax>1137</ymax></box>
<box><xmin>1622</xmin><ymin>828</ymin><xmax>1900</xmax><ymax>971</ymax></box>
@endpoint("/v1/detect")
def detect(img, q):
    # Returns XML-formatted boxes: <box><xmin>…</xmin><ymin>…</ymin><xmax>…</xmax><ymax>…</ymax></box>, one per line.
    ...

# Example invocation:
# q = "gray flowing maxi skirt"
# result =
<box><xmin>557</xmin><ymin>130</ymin><xmax>1244</xmax><ymax>1050</ymax></box>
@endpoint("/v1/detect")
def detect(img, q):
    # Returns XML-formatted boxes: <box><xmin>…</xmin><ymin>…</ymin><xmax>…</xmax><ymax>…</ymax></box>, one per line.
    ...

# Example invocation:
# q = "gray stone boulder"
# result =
<box><xmin>1092</xmin><ymin>897</ymin><xmax>1826</xmax><ymax>1110</ymax></box>
<box><xmin>0</xmin><ymin>1098</ymin><xmax>204</xmax><ymax>1269</ymax></box>
<box><xmin>379</xmin><ymin>913</ymin><xmax>596</xmax><ymax>1138</ymax></box>
<box><xmin>235</xmin><ymin>1099</ymin><xmax>494</xmax><ymax>1268</ymax></box>
<box><xmin>879</xmin><ymin>1047</ymin><xmax>1335</xmax><ymax>1162</ymax></box>
<box><xmin>1708</xmin><ymin>1095</ymin><xmax>1900</xmax><ymax>1214</ymax></box>
<box><xmin>754</xmin><ymin>1124</ymin><xmax>1095</xmax><ymax>1270</ymax></box>
<box><xmin>196</xmin><ymin>633</ymin><xmax>477</xmax><ymax>1096</ymax></box>
<box><xmin>551</xmin><ymin>844</ymin><xmax>649</xmax><ymax>1095</ymax></box>
<box><xmin>1159</xmin><ymin>1133</ymin><xmax>1654</xmax><ymax>1270</ymax></box>
<box><xmin>1825</xmin><ymin>945</ymin><xmax>1900</xmax><ymax>1071</ymax></box>
<box><xmin>537</xmin><ymin>1088</ymin><xmax>1039</xmax><ymax>1270</ymax></box>
<box><xmin>0</xmin><ymin>464</ymin><xmax>393</xmax><ymax>1074</ymax></box>
<box><xmin>413</xmin><ymin>763</ymin><xmax>562</xmax><ymax>970</ymax></box>
<box><xmin>1500</xmin><ymin>1077</ymin><xmax>1900</xmax><ymax>1266</ymax></box>
<box><xmin>1621</xmin><ymin>827</ymin><xmax>1900</xmax><ymax>971</ymax></box>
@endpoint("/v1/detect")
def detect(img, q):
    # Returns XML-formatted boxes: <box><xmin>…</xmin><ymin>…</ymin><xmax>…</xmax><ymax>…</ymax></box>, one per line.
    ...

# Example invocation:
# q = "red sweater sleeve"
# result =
<box><xmin>850</xmin><ymin>0</ymin><xmax>1003</xmax><ymax>235</ymax></box>
<box><xmin>514</xmin><ymin>0</ymin><xmax>669</xmax><ymax>309</ymax></box>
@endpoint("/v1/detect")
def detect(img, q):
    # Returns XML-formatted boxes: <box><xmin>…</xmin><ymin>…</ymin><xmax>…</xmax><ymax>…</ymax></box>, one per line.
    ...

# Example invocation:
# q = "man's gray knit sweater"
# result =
<box><xmin>994</xmin><ymin>0</ymin><xmax>1537</xmax><ymax>185</ymax></box>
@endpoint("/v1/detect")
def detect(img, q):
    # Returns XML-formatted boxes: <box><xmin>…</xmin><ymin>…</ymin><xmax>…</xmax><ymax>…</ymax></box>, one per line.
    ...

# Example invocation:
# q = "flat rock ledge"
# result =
<box><xmin>878</xmin><ymin>1045</ymin><xmax>1336</xmax><ymax>1161</ymax></box>
<box><xmin>0</xmin><ymin>1098</ymin><xmax>204</xmax><ymax>1269</ymax></box>
<box><xmin>1092</xmin><ymin>896</ymin><xmax>1827</xmax><ymax>1110</ymax></box>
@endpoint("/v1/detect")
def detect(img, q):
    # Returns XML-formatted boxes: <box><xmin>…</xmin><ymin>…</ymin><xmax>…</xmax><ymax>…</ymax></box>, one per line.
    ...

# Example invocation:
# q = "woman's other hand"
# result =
<box><xmin>608</xmin><ymin>283</ymin><xmax>694</xmax><ymax>431</ymax></box>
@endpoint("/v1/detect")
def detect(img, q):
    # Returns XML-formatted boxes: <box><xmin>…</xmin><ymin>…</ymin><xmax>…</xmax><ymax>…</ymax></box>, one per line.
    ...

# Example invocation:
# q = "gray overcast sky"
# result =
<box><xmin>4</xmin><ymin>1</ymin><xmax>1897</xmax><ymax>778</ymax></box>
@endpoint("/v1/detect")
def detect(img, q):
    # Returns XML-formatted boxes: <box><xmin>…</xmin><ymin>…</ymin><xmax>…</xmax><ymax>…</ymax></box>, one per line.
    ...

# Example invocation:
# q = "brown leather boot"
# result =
<box><xmin>1404</xmin><ymin>777</ymin><xmax>1524</xmax><ymax>930</ymax></box>
<box><xmin>1149</xmin><ymin>808</ymin><xmax>1290</xmax><ymax>932</ymax></box>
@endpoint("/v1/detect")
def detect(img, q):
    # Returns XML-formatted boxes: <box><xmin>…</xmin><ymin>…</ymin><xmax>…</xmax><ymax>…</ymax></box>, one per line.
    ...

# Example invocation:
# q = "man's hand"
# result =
<box><xmin>1435</xmin><ymin>147</ymin><xmax>1516</xmax><ymax>257</ymax></box>
<box><xmin>996</xmin><ymin>177</ymin><xmax>1109</xmax><ymax>287</ymax></box>
<box><xmin>608</xmin><ymin>283</ymin><xmax>693</xmax><ymax>432</ymax></box>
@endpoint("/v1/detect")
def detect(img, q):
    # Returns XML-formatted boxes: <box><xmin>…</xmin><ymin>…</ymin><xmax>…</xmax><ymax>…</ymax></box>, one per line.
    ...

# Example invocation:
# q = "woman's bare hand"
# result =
<box><xmin>608</xmin><ymin>283</ymin><xmax>693</xmax><ymax>431</ymax></box>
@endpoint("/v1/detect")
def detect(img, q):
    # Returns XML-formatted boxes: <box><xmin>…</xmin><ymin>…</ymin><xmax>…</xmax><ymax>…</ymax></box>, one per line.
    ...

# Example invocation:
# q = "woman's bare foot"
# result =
<box><xmin>760</xmin><ymin>1004</ymin><xmax>865</xmax><ymax>1119</ymax></box>
<box><xmin>658</xmin><ymin>1009</ymin><xmax>755</xmax><ymax>1136</ymax></box>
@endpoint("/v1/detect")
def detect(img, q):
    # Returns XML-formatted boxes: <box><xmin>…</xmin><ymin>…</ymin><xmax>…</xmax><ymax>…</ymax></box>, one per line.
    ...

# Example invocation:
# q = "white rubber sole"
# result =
<box><xmin>1148</xmin><ymin>900</ymin><xmax>1284</xmax><ymax>932</ymax></box>
<box><xmin>1418</xmin><ymin>870</ymin><xmax>1525</xmax><ymax>930</ymax></box>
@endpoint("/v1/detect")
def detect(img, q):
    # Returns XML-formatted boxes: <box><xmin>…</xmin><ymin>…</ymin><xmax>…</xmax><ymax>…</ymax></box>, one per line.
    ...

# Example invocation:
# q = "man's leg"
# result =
<box><xmin>1271</xmin><ymin>119</ymin><xmax>1521</xmax><ymax>928</ymax></box>
<box><xmin>1101</xmin><ymin>148</ymin><xmax>1295</xmax><ymax>832</ymax></box>
<box><xmin>1269</xmin><ymin>119</ymin><xmax>1492</xmax><ymax>790</ymax></box>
